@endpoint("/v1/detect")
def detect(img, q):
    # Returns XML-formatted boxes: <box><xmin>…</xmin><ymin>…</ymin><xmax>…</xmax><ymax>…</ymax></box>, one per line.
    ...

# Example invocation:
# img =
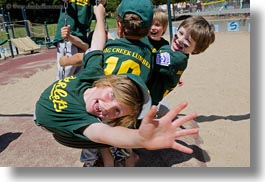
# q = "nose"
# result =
<box><xmin>102</xmin><ymin>103</ymin><xmax>117</xmax><ymax>118</ymax></box>
<box><xmin>175</xmin><ymin>34</ymin><xmax>188</xmax><ymax>48</ymax></box>
<box><xmin>177</xmin><ymin>34</ymin><xmax>185</xmax><ymax>43</ymax></box>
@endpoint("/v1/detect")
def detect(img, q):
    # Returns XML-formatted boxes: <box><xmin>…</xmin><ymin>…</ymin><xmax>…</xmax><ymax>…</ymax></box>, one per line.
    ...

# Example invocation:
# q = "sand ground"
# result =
<box><xmin>0</xmin><ymin>31</ymin><xmax>250</xmax><ymax>167</ymax></box>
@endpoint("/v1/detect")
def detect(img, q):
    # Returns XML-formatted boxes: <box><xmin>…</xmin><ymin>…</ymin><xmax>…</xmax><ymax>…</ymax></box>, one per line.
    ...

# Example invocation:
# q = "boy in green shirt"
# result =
<box><xmin>147</xmin><ymin>16</ymin><xmax>215</xmax><ymax>106</ymax></box>
<box><xmin>35</xmin><ymin>3</ymin><xmax>199</xmax><ymax>167</ymax></box>
<box><xmin>54</xmin><ymin>0</ymin><xmax>107</xmax><ymax>80</ymax></box>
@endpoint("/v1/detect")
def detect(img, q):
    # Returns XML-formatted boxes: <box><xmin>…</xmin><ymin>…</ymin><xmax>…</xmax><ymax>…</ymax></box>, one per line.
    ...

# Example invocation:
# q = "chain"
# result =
<box><xmin>61</xmin><ymin>0</ymin><xmax>69</xmax><ymax>79</ymax></box>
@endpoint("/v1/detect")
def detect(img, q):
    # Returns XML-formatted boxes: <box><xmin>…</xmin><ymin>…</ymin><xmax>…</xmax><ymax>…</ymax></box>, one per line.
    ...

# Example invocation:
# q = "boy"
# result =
<box><xmin>147</xmin><ymin>16</ymin><xmax>215</xmax><ymax>106</ymax></box>
<box><xmin>60</xmin><ymin>5</ymin><xmax>215</xmax><ymax>166</ymax></box>
<box><xmin>60</xmin><ymin>0</ymin><xmax>154</xmax><ymax>83</ymax></box>
<box><xmin>34</xmin><ymin>3</ymin><xmax>198</xmax><ymax>163</ymax></box>
<box><xmin>54</xmin><ymin>0</ymin><xmax>107</xmax><ymax>80</ymax></box>
<box><xmin>147</xmin><ymin>8</ymin><xmax>169</xmax><ymax>53</ymax></box>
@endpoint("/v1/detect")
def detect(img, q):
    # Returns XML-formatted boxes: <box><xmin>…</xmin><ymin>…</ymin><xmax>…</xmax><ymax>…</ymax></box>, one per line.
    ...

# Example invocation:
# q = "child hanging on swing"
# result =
<box><xmin>34</xmin><ymin>3</ymin><xmax>199</xmax><ymax>167</ymax></box>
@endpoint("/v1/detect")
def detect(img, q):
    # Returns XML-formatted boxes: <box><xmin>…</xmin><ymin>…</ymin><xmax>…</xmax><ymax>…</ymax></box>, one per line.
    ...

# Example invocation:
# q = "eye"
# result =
<box><xmin>178</xmin><ymin>30</ymin><xmax>184</xmax><ymax>36</ymax></box>
<box><xmin>110</xmin><ymin>91</ymin><xmax>115</xmax><ymax>99</ymax></box>
<box><xmin>183</xmin><ymin>43</ymin><xmax>189</xmax><ymax>48</ymax></box>
<box><xmin>115</xmin><ymin>108</ymin><xmax>121</xmax><ymax>115</ymax></box>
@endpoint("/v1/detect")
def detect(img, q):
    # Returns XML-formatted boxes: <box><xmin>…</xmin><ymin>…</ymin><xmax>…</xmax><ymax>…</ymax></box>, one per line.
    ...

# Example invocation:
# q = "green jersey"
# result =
<box><xmin>146</xmin><ymin>36</ymin><xmax>169</xmax><ymax>53</ymax></box>
<box><xmin>147</xmin><ymin>45</ymin><xmax>189</xmax><ymax>105</ymax></box>
<box><xmin>53</xmin><ymin>0</ymin><xmax>95</xmax><ymax>44</ymax></box>
<box><xmin>35</xmin><ymin>51</ymin><xmax>108</xmax><ymax>148</ymax></box>
<box><xmin>103</xmin><ymin>38</ymin><xmax>154</xmax><ymax>83</ymax></box>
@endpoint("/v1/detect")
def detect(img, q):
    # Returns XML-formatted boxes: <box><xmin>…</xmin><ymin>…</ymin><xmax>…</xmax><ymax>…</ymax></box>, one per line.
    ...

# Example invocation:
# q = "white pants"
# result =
<box><xmin>56</xmin><ymin>41</ymin><xmax>83</xmax><ymax>80</ymax></box>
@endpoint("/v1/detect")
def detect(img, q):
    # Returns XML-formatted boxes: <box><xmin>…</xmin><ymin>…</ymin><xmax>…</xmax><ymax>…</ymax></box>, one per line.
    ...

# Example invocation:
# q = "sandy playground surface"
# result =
<box><xmin>0</xmin><ymin>31</ymin><xmax>250</xmax><ymax>167</ymax></box>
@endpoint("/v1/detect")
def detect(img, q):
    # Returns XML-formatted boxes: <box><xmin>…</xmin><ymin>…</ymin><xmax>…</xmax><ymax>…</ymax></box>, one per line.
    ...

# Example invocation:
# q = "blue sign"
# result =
<box><xmin>227</xmin><ymin>21</ymin><xmax>239</xmax><ymax>31</ymax></box>
<box><xmin>214</xmin><ymin>24</ymin><xmax>219</xmax><ymax>32</ymax></box>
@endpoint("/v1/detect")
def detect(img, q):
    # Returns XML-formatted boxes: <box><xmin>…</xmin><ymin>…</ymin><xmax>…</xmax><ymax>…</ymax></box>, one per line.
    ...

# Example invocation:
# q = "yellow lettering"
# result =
<box><xmin>118</xmin><ymin>60</ymin><xmax>140</xmax><ymax>75</ymax></box>
<box><xmin>103</xmin><ymin>48</ymin><xmax>111</xmax><ymax>53</ymax></box>
<box><xmin>104</xmin><ymin>56</ymin><xmax>119</xmax><ymax>75</ymax></box>
<box><xmin>52</xmin><ymin>99</ymin><xmax>68</xmax><ymax>112</ymax></box>
<box><xmin>112</xmin><ymin>48</ymin><xmax>131</xmax><ymax>56</ymax></box>
<box><xmin>163</xmin><ymin>90</ymin><xmax>170</xmax><ymax>98</ymax></box>
<box><xmin>49</xmin><ymin>76</ymin><xmax>76</xmax><ymax>112</ymax></box>
<box><xmin>176</xmin><ymin>70</ymin><xmax>183</xmax><ymax>75</ymax></box>
<box><xmin>69</xmin><ymin>0</ymin><xmax>90</xmax><ymax>6</ymax></box>
<box><xmin>132</xmin><ymin>52</ymin><xmax>150</xmax><ymax>69</ymax></box>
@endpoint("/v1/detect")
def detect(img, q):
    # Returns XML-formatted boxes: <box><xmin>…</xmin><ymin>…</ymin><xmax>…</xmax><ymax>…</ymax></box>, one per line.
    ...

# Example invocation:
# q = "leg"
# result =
<box><xmin>124</xmin><ymin>149</ymin><xmax>139</xmax><ymax>167</ymax></box>
<box><xmin>99</xmin><ymin>148</ymin><xmax>114</xmax><ymax>167</ymax></box>
<box><xmin>80</xmin><ymin>148</ymin><xmax>99</xmax><ymax>167</ymax></box>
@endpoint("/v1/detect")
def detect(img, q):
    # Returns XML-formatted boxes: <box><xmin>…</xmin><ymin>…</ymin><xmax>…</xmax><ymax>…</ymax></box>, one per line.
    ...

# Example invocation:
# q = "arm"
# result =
<box><xmin>90</xmin><ymin>4</ymin><xmax>106</xmax><ymax>51</ymax></box>
<box><xmin>61</xmin><ymin>25</ymin><xmax>89</xmax><ymax>52</ymax></box>
<box><xmin>83</xmin><ymin>102</ymin><xmax>198</xmax><ymax>154</ymax></box>
<box><xmin>60</xmin><ymin>53</ymin><xmax>84</xmax><ymax>66</ymax></box>
<box><xmin>59</xmin><ymin>4</ymin><xmax>106</xmax><ymax>67</ymax></box>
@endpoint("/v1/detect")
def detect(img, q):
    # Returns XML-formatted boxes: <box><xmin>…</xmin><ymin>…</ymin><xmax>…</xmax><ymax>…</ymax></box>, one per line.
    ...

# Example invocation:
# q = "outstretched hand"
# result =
<box><xmin>138</xmin><ymin>102</ymin><xmax>198</xmax><ymax>154</ymax></box>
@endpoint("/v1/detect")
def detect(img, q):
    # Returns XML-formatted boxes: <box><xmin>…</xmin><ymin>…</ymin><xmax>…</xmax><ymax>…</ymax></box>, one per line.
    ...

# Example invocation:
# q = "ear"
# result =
<box><xmin>117</xmin><ymin>22</ymin><xmax>124</xmax><ymax>38</ymax></box>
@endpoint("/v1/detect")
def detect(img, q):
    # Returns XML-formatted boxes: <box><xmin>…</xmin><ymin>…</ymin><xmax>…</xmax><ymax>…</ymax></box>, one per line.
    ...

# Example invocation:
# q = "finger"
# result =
<box><xmin>142</xmin><ymin>105</ymin><xmax>158</xmax><ymax>122</ymax></box>
<box><xmin>172</xmin><ymin>112</ymin><xmax>197</xmax><ymax>128</ymax></box>
<box><xmin>172</xmin><ymin>142</ymin><xmax>194</xmax><ymax>154</ymax></box>
<box><xmin>175</xmin><ymin>128</ymin><xmax>199</xmax><ymax>138</ymax></box>
<box><xmin>161</xmin><ymin>102</ymin><xmax>188</xmax><ymax>122</ymax></box>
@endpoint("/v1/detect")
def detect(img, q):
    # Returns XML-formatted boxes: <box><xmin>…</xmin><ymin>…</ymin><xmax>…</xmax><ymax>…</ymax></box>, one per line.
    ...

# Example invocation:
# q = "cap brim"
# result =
<box><xmin>137</xmin><ymin>85</ymin><xmax>152</xmax><ymax>119</ymax></box>
<box><xmin>123</xmin><ymin>74</ymin><xmax>152</xmax><ymax>119</ymax></box>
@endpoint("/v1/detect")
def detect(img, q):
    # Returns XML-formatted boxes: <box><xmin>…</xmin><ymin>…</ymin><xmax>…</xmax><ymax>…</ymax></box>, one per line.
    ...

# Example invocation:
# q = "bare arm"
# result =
<box><xmin>61</xmin><ymin>25</ymin><xmax>89</xmax><ymax>52</ymax></box>
<box><xmin>60</xmin><ymin>53</ymin><xmax>84</xmax><ymax>66</ymax></box>
<box><xmin>84</xmin><ymin>102</ymin><xmax>199</xmax><ymax>154</ymax></box>
<box><xmin>59</xmin><ymin>4</ymin><xmax>106</xmax><ymax>67</ymax></box>
<box><xmin>90</xmin><ymin>4</ymin><xmax>106</xmax><ymax>51</ymax></box>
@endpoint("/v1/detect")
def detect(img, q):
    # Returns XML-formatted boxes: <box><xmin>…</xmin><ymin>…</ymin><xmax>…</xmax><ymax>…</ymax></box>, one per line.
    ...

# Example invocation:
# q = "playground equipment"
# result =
<box><xmin>0</xmin><ymin>6</ymin><xmax>55</xmax><ymax>59</ymax></box>
<box><xmin>1</xmin><ymin>8</ymin><xmax>14</xmax><ymax>58</ymax></box>
<box><xmin>21</xmin><ymin>7</ymin><xmax>53</xmax><ymax>47</ymax></box>
<box><xmin>10</xmin><ymin>36</ymin><xmax>41</xmax><ymax>53</ymax></box>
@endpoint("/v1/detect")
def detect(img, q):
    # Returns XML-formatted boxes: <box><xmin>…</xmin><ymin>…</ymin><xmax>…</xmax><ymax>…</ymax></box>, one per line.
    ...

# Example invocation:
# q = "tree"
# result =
<box><xmin>105</xmin><ymin>0</ymin><xmax>121</xmax><ymax>13</ymax></box>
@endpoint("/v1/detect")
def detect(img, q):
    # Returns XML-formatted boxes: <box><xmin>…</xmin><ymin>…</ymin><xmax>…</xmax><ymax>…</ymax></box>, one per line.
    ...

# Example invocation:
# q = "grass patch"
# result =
<box><xmin>0</xmin><ymin>17</ymin><xmax>117</xmax><ymax>41</ymax></box>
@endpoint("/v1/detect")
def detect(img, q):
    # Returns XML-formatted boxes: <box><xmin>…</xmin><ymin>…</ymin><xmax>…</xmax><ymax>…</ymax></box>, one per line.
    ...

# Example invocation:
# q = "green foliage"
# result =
<box><xmin>0</xmin><ymin>17</ymin><xmax>117</xmax><ymax>41</ymax></box>
<box><xmin>105</xmin><ymin>0</ymin><xmax>121</xmax><ymax>13</ymax></box>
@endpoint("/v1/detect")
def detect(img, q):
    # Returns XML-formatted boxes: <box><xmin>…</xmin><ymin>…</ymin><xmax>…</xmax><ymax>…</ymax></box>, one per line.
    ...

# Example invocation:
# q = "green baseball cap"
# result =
<box><xmin>117</xmin><ymin>0</ymin><xmax>154</xmax><ymax>28</ymax></box>
<box><xmin>122</xmin><ymin>73</ymin><xmax>152</xmax><ymax>119</ymax></box>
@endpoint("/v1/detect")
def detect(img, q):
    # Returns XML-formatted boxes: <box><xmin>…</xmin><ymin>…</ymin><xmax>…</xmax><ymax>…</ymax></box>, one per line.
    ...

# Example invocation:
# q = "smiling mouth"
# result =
<box><xmin>173</xmin><ymin>41</ymin><xmax>187</xmax><ymax>52</ymax></box>
<box><xmin>95</xmin><ymin>100</ymin><xmax>102</xmax><ymax>113</ymax></box>
<box><xmin>150</xmin><ymin>31</ymin><xmax>158</xmax><ymax>36</ymax></box>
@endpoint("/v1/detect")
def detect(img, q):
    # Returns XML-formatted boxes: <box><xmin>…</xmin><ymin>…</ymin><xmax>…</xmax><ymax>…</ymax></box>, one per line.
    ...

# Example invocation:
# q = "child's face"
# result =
<box><xmin>148</xmin><ymin>20</ymin><xmax>165</xmax><ymax>41</ymax></box>
<box><xmin>85</xmin><ymin>87</ymin><xmax>132</xmax><ymax>120</ymax></box>
<box><xmin>171</xmin><ymin>26</ymin><xmax>196</xmax><ymax>54</ymax></box>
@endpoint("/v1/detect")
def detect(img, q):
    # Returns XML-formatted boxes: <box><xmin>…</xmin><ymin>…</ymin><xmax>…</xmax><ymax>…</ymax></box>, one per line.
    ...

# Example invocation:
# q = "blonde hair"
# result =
<box><xmin>116</xmin><ymin>13</ymin><xmax>151</xmax><ymax>38</ymax></box>
<box><xmin>153</xmin><ymin>9</ymin><xmax>168</xmax><ymax>35</ymax></box>
<box><xmin>178</xmin><ymin>16</ymin><xmax>215</xmax><ymax>54</ymax></box>
<box><xmin>93</xmin><ymin>75</ymin><xmax>143</xmax><ymax>128</ymax></box>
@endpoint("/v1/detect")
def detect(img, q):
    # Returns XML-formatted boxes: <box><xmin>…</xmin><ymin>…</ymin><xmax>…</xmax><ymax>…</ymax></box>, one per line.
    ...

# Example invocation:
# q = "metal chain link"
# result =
<box><xmin>61</xmin><ymin>0</ymin><xmax>69</xmax><ymax>79</ymax></box>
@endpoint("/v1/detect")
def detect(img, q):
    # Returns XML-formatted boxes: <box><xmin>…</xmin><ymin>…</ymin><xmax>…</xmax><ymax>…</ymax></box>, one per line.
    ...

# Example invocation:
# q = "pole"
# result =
<box><xmin>7</xmin><ymin>12</ymin><xmax>19</xmax><ymax>55</ymax></box>
<box><xmin>1</xmin><ymin>8</ymin><xmax>14</xmax><ymax>58</ymax></box>
<box><xmin>44</xmin><ymin>21</ymin><xmax>51</xmax><ymax>43</ymax></box>
<box><xmin>167</xmin><ymin>0</ymin><xmax>173</xmax><ymax>44</ymax></box>
<box><xmin>21</xmin><ymin>7</ymin><xmax>31</xmax><ymax>37</ymax></box>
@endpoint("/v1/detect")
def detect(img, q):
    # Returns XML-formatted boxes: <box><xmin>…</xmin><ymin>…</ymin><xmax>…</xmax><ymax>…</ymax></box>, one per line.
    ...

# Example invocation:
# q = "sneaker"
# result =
<box><xmin>110</xmin><ymin>147</ymin><xmax>130</xmax><ymax>162</ymax></box>
<box><xmin>83</xmin><ymin>161</ymin><xmax>95</xmax><ymax>167</ymax></box>
<box><xmin>83</xmin><ymin>154</ymin><xmax>104</xmax><ymax>167</ymax></box>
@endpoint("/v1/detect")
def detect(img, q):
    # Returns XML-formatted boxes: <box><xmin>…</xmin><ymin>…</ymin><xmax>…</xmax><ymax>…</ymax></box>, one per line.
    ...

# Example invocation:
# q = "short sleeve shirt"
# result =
<box><xmin>103</xmin><ymin>38</ymin><xmax>154</xmax><ymax>83</ymax></box>
<box><xmin>147</xmin><ymin>45</ymin><xmax>189</xmax><ymax>105</ymax></box>
<box><xmin>35</xmin><ymin>51</ymin><xmax>104</xmax><ymax>141</ymax></box>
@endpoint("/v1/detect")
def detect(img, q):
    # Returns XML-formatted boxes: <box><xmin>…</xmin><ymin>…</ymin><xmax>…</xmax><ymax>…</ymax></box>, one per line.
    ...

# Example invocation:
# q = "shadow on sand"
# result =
<box><xmin>0</xmin><ymin>132</ymin><xmax>22</xmax><ymax>153</ymax></box>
